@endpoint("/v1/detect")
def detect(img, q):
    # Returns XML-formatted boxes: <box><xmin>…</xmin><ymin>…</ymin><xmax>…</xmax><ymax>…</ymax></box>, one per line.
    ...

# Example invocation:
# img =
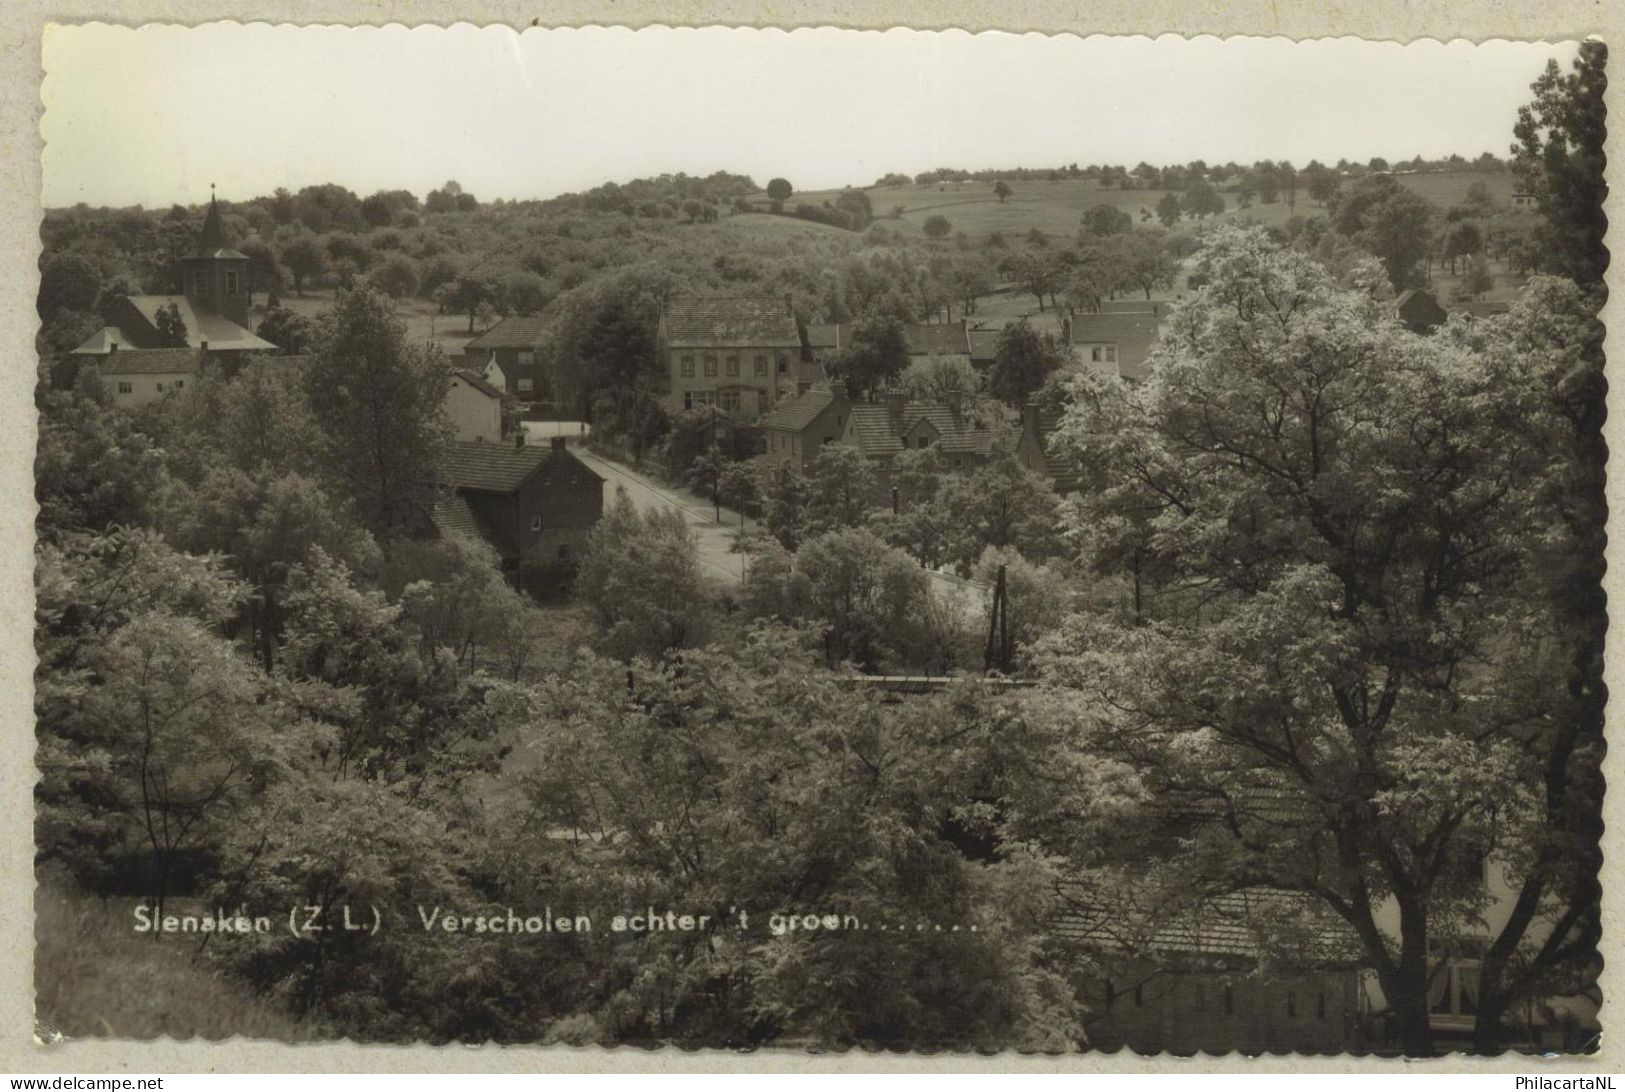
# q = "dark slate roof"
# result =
<box><xmin>661</xmin><ymin>296</ymin><xmax>800</xmax><ymax>348</ymax></box>
<box><xmin>98</xmin><ymin>348</ymin><xmax>207</xmax><ymax>376</ymax></box>
<box><xmin>760</xmin><ymin>386</ymin><xmax>840</xmax><ymax>432</ymax></box>
<box><xmin>1068</xmin><ymin>311</ymin><xmax>1161</xmax><ymax>380</ymax></box>
<box><xmin>192</xmin><ymin>197</ymin><xmax>229</xmax><ymax>255</ymax></box>
<box><xmin>453</xmin><ymin>370</ymin><xmax>504</xmax><ymax>399</ymax></box>
<box><xmin>1027</xmin><ymin>408</ymin><xmax>1084</xmax><ymax>492</ymax></box>
<box><xmin>1052</xmin><ymin>883</ymin><xmax>1362</xmax><ymax>964</ymax></box>
<box><xmin>464</xmin><ymin>316</ymin><xmax>550</xmax><ymax>351</ymax></box>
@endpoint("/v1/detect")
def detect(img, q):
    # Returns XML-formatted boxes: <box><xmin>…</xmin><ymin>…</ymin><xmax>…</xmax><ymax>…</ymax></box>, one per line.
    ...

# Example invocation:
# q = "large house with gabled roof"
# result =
<box><xmin>462</xmin><ymin>316</ymin><xmax>548</xmax><ymax>403</ymax></box>
<box><xmin>658</xmin><ymin>295</ymin><xmax>805</xmax><ymax>418</ymax></box>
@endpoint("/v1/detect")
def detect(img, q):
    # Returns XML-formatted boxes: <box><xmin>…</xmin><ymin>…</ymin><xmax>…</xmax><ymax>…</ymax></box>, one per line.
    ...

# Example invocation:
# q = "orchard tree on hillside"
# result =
<box><xmin>302</xmin><ymin>285</ymin><xmax>453</xmax><ymax>538</ymax></box>
<box><xmin>994</xmin><ymin>180</ymin><xmax>1013</xmax><ymax>203</ymax></box>
<box><xmin>766</xmin><ymin>177</ymin><xmax>793</xmax><ymax>202</ymax></box>
<box><xmin>923</xmin><ymin>214</ymin><xmax>953</xmax><ymax>240</ymax></box>
<box><xmin>281</xmin><ymin>234</ymin><xmax>325</xmax><ymax>296</ymax></box>
<box><xmin>1155</xmin><ymin>192</ymin><xmax>1182</xmax><ymax>228</ymax></box>
<box><xmin>1331</xmin><ymin>173</ymin><xmax>1436</xmax><ymax>290</ymax></box>
<box><xmin>1180</xmin><ymin>180</ymin><xmax>1225</xmax><ymax>219</ymax></box>
<box><xmin>1081</xmin><ymin>203</ymin><xmax>1133</xmax><ymax>236</ymax></box>
<box><xmin>1035</xmin><ymin>227</ymin><xmax>1602</xmax><ymax>1055</ymax></box>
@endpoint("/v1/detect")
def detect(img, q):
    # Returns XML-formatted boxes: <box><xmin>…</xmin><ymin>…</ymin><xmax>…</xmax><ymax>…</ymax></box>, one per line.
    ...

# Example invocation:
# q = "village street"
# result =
<box><xmin>522</xmin><ymin>420</ymin><xmax>987</xmax><ymax>612</ymax></box>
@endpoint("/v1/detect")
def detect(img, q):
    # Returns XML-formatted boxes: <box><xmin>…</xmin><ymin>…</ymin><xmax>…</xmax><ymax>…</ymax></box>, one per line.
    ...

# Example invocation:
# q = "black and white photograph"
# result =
<box><xmin>19</xmin><ymin>14</ymin><xmax>1613</xmax><ymax>1066</ymax></box>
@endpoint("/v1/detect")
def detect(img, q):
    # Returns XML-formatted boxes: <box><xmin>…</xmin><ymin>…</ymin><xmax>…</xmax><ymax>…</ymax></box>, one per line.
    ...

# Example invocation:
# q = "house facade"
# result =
<box><xmin>433</xmin><ymin>436</ymin><xmax>605</xmax><ymax>591</ymax></box>
<box><xmin>446</xmin><ymin>370</ymin><xmax>505</xmax><ymax>443</ymax></box>
<box><xmin>1065</xmin><ymin>310</ymin><xmax>1162</xmax><ymax>380</ymax></box>
<box><xmin>461</xmin><ymin>317</ymin><xmax>549</xmax><ymax>404</ymax></box>
<box><xmin>658</xmin><ymin>295</ymin><xmax>804</xmax><ymax>418</ymax></box>
<box><xmin>758</xmin><ymin>381</ymin><xmax>853</xmax><ymax>477</ymax></box>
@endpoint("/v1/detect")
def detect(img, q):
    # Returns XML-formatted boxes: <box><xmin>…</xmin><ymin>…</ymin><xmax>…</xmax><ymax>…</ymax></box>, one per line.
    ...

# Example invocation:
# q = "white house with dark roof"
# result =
<box><xmin>1065</xmin><ymin>309</ymin><xmax>1162</xmax><ymax>380</ymax></box>
<box><xmin>658</xmin><ymin>295</ymin><xmax>804</xmax><ymax>418</ymax></box>
<box><xmin>758</xmin><ymin>380</ymin><xmax>853</xmax><ymax>476</ymax></box>
<box><xmin>446</xmin><ymin>369</ymin><xmax>506</xmax><ymax>443</ymax></box>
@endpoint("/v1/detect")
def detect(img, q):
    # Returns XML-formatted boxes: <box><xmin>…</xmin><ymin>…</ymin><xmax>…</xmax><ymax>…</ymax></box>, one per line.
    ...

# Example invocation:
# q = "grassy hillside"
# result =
<box><xmin>36</xmin><ymin>884</ymin><xmax>321</xmax><ymax>1041</ymax></box>
<box><xmin>800</xmin><ymin>170</ymin><xmax>1516</xmax><ymax>240</ymax></box>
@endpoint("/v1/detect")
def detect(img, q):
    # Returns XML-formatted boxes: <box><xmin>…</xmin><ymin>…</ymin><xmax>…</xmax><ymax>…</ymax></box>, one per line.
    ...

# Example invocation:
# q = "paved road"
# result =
<box><xmin>525</xmin><ymin>422</ymin><xmax>987</xmax><ymax>611</ymax></box>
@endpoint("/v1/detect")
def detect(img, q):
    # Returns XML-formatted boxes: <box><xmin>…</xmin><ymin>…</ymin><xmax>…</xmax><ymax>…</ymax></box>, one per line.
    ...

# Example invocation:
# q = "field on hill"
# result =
<box><xmin>796</xmin><ymin>170</ymin><xmax>1516</xmax><ymax>240</ymax></box>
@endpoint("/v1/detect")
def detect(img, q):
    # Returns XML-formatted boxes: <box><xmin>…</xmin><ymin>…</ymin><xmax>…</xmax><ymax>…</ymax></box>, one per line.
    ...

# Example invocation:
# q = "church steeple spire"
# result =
<box><xmin>195</xmin><ymin>185</ymin><xmax>228</xmax><ymax>255</ymax></box>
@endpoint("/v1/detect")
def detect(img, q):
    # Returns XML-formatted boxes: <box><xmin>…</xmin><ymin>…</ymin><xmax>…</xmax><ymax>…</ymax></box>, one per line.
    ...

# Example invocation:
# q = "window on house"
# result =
<box><xmin>726</xmin><ymin>355</ymin><xmax>739</xmax><ymax>377</ymax></box>
<box><xmin>720</xmin><ymin>391</ymin><xmax>741</xmax><ymax>413</ymax></box>
<box><xmin>518</xmin><ymin>350</ymin><xmax>535</xmax><ymax>367</ymax></box>
<box><xmin>1287</xmin><ymin>991</ymin><xmax>1298</xmax><ymax>1018</ymax></box>
<box><xmin>224</xmin><ymin>271</ymin><xmax>239</xmax><ymax>296</ymax></box>
<box><xmin>193</xmin><ymin>272</ymin><xmax>207</xmax><ymax>295</ymax></box>
<box><xmin>704</xmin><ymin>354</ymin><xmax>717</xmax><ymax>376</ymax></box>
<box><xmin>155</xmin><ymin>382</ymin><xmax>165</xmax><ymax>392</ymax></box>
<box><xmin>117</xmin><ymin>381</ymin><xmax>132</xmax><ymax>394</ymax></box>
<box><xmin>1105</xmin><ymin>344</ymin><xmax>1118</xmax><ymax>363</ymax></box>
<box><xmin>530</xmin><ymin>515</ymin><xmax>542</xmax><ymax>532</ymax></box>
<box><xmin>557</xmin><ymin>544</ymin><xmax>571</xmax><ymax>561</ymax></box>
<box><xmin>1429</xmin><ymin>962</ymin><xmax>1481</xmax><ymax>1016</ymax></box>
<box><xmin>776</xmin><ymin>352</ymin><xmax>787</xmax><ymax>374</ymax></box>
<box><xmin>175</xmin><ymin>380</ymin><xmax>184</xmax><ymax>389</ymax></box>
<box><xmin>517</xmin><ymin>378</ymin><xmax>534</xmax><ymax>393</ymax></box>
<box><xmin>681</xmin><ymin>354</ymin><xmax>695</xmax><ymax>377</ymax></box>
<box><xmin>1090</xmin><ymin>346</ymin><xmax>1104</xmax><ymax>362</ymax></box>
<box><xmin>754</xmin><ymin>354</ymin><xmax>768</xmax><ymax>376</ymax></box>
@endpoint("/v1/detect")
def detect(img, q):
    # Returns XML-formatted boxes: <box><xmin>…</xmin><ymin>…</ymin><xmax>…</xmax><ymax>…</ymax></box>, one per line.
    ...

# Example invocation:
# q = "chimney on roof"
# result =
<box><xmin>108</xmin><ymin>340</ymin><xmax>117</xmax><ymax>354</ymax></box>
<box><xmin>886</xmin><ymin>390</ymin><xmax>906</xmax><ymax>429</ymax></box>
<box><xmin>200</xmin><ymin>340</ymin><xmax>208</xmax><ymax>353</ymax></box>
<box><xmin>551</xmin><ymin>436</ymin><xmax>566</xmax><ymax>452</ymax></box>
<box><xmin>515</xmin><ymin>430</ymin><xmax>526</xmax><ymax>450</ymax></box>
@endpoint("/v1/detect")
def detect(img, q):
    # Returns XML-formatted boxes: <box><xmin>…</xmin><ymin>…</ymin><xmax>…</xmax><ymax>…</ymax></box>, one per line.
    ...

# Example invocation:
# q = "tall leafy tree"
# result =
<box><xmin>1512</xmin><ymin>41</ymin><xmax>1608</xmax><ymax>286</ymax></box>
<box><xmin>302</xmin><ymin>286</ymin><xmax>453</xmax><ymax>538</ymax></box>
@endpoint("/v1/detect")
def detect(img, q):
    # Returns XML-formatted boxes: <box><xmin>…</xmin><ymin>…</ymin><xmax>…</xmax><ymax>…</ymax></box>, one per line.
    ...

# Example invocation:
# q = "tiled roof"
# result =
<box><xmin>1052</xmin><ymin>883</ymin><xmax>1362</xmax><ymax>964</ymax></box>
<box><xmin>441</xmin><ymin>440</ymin><xmax>551</xmax><ymax>493</ymax></box>
<box><xmin>760</xmin><ymin>386</ymin><xmax>840</xmax><ymax>432</ymax></box>
<box><xmin>71</xmin><ymin>326</ymin><xmax>130</xmax><ymax>355</ymax></box>
<box><xmin>1026</xmin><ymin>408</ymin><xmax>1084</xmax><ymax>492</ymax></box>
<box><xmin>661</xmin><ymin>296</ymin><xmax>800</xmax><ymax>348</ymax></box>
<box><xmin>464</xmin><ymin>316</ymin><xmax>550</xmax><ymax>351</ymax></box>
<box><xmin>440</xmin><ymin>439</ymin><xmax>605</xmax><ymax>495</ymax></box>
<box><xmin>124</xmin><ymin>296</ymin><xmax>278</xmax><ymax>352</ymax></box>
<box><xmin>846</xmin><ymin>398</ymin><xmax>994</xmax><ymax>460</ymax></box>
<box><xmin>452</xmin><ymin>370</ymin><xmax>504</xmax><ymax>400</ymax></box>
<box><xmin>98</xmin><ymin>348</ymin><xmax>207</xmax><ymax>376</ymax></box>
<box><xmin>1068</xmin><ymin>311</ymin><xmax>1161</xmax><ymax>380</ymax></box>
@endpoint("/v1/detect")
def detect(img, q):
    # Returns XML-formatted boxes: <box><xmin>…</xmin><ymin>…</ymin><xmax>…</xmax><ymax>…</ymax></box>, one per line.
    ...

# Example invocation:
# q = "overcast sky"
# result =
<box><xmin>41</xmin><ymin>24</ymin><xmax>1578</xmax><ymax>209</ymax></box>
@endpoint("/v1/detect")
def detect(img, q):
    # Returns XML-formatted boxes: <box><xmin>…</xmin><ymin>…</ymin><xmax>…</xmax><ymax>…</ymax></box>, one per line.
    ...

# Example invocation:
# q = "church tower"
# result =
<box><xmin>180</xmin><ymin>193</ymin><xmax>250</xmax><ymax>328</ymax></box>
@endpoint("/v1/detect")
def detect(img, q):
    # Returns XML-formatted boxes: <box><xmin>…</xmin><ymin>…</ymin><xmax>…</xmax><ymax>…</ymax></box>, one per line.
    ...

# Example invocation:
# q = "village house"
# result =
<box><xmin>1064</xmin><ymin>309</ymin><xmax>1162</xmax><ymax>381</ymax></box>
<box><xmin>758</xmin><ymin>380</ymin><xmax>853</xmax><ymax>477</ymax></box>
<box><xmin>445</xmin><ymin>369</ymin><xmax>506</xmax><ymax>443</ymax></box>
<box><xmin>841</xmin><ymin>390</ymin><xmax>1014</xmax><ymax>473</ymax></box>
<box><xmin>1511</xmin><ymin>191</ymin><xmax>1538</xmax><ymax>209</ymax></box>
<box><xmin>1394</xmin><ymin>288</ymin><xmax>1512</xmax><ymax>335</ymax></box>
<box><xmin>461</xmin><ymin>316</ymin><xmax>547</xmax><ymax>404</ymax></box>
<box><xmin>658</xmin><ymin>295</ymin><xmax>804</xmax><ymax>418</ymax></box>
<box><xmin>71</xmin><ymin>197</ymin><xmax>279</xmax><ymax>403</ymax></box>
<box><xmin>432</xmin><ymin>436</ymin><xmax>604</xmax><ymax>591</ymax></box>
<box><xmin>1099</xmin><ymin>298</ymin><xmax>1171</xmax><ymax>316</ymax></box>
